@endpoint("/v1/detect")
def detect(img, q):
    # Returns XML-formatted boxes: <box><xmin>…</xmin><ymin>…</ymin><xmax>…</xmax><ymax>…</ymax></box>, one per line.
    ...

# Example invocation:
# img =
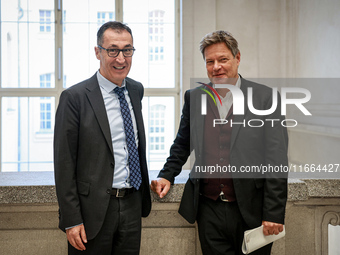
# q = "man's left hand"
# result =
<box><xmin>262</xmin><ymin>221</ymin><xmax>284</xmax><ymax>236</ymax></box>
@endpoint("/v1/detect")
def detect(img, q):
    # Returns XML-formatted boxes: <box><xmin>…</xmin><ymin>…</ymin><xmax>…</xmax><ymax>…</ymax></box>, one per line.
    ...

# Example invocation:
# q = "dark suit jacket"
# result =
<box><xmin>54</xmin><ymin>73</ymin><xmax>151</xmax><ymax>240</ymax></box>
<box><xmin>158</xmin><ymin>77</ymin><xmax>288</xmax><ymax>229</ymax></box>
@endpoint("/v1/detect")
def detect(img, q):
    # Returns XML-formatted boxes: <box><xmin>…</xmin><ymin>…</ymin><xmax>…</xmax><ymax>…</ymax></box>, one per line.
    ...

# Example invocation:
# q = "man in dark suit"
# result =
<box><xmin>151</xmin><ymin>31</ymin><xmax>288</xmax><ymax>254</ymax></box>
<box><xmin>54</xmin><ymin>21</ymin><xmax>151</xmax><ymax>254</ymax></box>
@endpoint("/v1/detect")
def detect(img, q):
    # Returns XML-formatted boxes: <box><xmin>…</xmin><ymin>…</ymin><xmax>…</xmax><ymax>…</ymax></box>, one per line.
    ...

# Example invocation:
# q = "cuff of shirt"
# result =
<box><xmin>65</xmin><ymin>223</ymin><xmax>83</xmax><ymax>230</ymax></box>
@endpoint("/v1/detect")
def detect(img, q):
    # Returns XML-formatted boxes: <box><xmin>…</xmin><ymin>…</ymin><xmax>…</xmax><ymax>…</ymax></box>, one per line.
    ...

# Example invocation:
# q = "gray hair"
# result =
<box><xmin>199</xmin><ymin>30</ymin><xmax>239</xmax><ymax>58</ymax></box>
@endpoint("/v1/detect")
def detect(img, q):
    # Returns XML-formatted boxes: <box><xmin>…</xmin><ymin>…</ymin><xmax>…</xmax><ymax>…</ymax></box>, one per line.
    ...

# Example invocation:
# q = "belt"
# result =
<box><xmin>107</xmin><ymin>188</ymin><xmax>136</xmax><ymax>198</ymax></box>
<box><xmin>219</xmin><ymin>191</ymin><xmax>229</xmax><ymax>202</ymax></box>
<box><xmin>219</xmin><ymin>191</ymin><xmax>235</xmax><ymax>202</ymax></box>
<box><xmin>199</xmin><ymin>193</ymin><xmax>235</xmax><ymax>203</ymax></box>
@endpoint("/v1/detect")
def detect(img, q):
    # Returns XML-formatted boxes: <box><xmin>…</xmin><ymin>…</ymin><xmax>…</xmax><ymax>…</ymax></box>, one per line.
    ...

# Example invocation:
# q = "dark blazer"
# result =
<box><xmin>54</xmin><ymin>73</ymin><xmax>151</xmax><ymax>240</ymax></box>
<box><xmin>158</xmin><ymin>77</ymin><xmax>288</xmax><ymax>229</ymax></box>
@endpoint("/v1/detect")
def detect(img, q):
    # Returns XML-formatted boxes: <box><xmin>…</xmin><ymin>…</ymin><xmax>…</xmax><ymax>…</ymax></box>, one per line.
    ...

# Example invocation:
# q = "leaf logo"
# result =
<box><xmin>197</xmin><ymin>82</ymin><xmax>222</xmax><ymax>106</ymax></box>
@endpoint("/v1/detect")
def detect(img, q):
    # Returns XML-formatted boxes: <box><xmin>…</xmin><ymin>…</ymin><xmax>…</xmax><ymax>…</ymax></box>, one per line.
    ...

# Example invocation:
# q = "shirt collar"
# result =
<box><xmin>212</xmin><ymin>75</ymin><xmax>241</xmax><ymax>89</ymax></box>
<box><xmin>212</xmin><ymin>76</ymin><xmax>241</xmax><ymax>99</ymax></box>
<box><xmin>233</xmin><ymin>76</ymin><xmax>241</xmax><ymax>90</ymax></box>
<box><xmin>96</xmin><ymin>70</ymin><xmax>126</xmax><ymax>94</ymax></box>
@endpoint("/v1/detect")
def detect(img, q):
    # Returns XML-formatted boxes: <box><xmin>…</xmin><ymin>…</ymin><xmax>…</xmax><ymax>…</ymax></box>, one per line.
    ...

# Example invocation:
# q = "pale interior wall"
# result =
<box><xmin>181</xmin><ymin>0</ymin><xmax>340</xmax><ymax>172</ymax></box>
<box><xmin>296</xmin><ymin>0</ymin><xmax>340</xmax><ymax>78</ymax></box>
<box><xmin>182</xmin><ymin>0</ymin><xmax>340</xmax><ymax>85</ymax></box>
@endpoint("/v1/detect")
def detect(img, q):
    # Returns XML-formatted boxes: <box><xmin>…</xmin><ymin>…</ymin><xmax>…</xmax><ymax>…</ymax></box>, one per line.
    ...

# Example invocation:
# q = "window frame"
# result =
<box><xmin>0</xmin><ymin>0</ymin><xmax>181</xmax><ymax>172</ymax></box>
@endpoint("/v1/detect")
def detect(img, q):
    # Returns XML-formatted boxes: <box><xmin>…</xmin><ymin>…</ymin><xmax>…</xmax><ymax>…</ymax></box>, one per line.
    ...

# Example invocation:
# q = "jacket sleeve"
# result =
<box><xmin>54</xmin><ymin>89</ymin><xmax>83</xmax><ymax>231</ymax></box>
<box><xmin>262</xmin><ymin>90</ymin><xmax>289</xmax><ymax>224</ymax></box>
<box><xmin>158</xmin><ymin>90</ymin><xmax>192</xmax><ymax>184</ymax></box>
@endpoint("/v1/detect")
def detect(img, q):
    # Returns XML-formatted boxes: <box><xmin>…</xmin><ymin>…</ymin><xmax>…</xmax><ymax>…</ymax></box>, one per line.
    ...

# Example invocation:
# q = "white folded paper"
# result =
<box><xmin>242</xmin><ymin>225</ymin><xmax>285</xmax><ymax>254</ymax></box>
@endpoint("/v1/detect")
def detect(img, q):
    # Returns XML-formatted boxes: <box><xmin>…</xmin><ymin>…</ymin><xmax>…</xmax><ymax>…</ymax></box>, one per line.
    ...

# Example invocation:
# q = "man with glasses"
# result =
<box><xmin>54</xmin><ymin>21</ymin><xmax>151</xmax><ymax>254</ymax></box>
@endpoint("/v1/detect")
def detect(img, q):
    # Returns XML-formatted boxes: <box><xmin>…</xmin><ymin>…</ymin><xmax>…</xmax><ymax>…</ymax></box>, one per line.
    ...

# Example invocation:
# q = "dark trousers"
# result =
<box><xmin>68</xmin><ymin>190</ymin><xmax>142</xmax><ymax>255</ymax></box>
<box><xmin>197</xmin><ymin>195</ymin><xmax>272</xmax><ymax>255</ymax></box>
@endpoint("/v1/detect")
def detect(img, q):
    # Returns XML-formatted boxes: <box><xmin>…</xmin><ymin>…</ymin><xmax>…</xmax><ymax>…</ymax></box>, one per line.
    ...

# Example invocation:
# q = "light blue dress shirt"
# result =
<box><xmin>97</xmin><ymin>71</ymin><xmax>139</xmax><ymax>189</ymax></box>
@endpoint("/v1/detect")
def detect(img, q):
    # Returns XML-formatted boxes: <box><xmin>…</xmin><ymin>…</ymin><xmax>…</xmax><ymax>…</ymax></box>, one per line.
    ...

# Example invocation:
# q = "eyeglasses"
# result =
<box><xmin>97</xmin><ymin>45</ymin><xmax>135</xmax><ymax>57</ymax></box>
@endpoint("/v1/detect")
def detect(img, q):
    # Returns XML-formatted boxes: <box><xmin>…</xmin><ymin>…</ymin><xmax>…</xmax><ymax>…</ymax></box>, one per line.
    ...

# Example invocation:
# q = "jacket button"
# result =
<box><xmin>220</xmin><ymin>158</ymin><xmax>224</xmax><ymax>162</ymax></box>
<box><xmin>106</xmin><ymin>189</ymin><xmax>111</xmax><ymax>194</ymax></box>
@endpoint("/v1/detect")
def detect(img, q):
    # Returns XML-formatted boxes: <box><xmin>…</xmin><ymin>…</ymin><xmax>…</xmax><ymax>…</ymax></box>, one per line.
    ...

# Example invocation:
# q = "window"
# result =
<box><xmin>40</xmin><ymin>74</ymin><xmax>51</xmax><ymax>88</ymax></box>
<box><xmin>1</xmin><ymin>0</ymin><xmax>56</xmax><ymax>172</ymax></box>
<box><xmin>39</xmin><ymin>10</ymin><xmax>52</xmax><ymax>32</ymax></box>
<box><xmin>149</xmin><ymin>104</ymin><xmax>166</xmax><ymax>151</ymax></box>
<box><xmin>39</xmin><ymin>74</ymin><xmax>53</xmax><ymax>132</ymax></box>
<box><xmin>124</xmin><ymin>0</ymin><xmax>179</xmax><ymax>170</ymax></box>
<box><xmin>1</xmin><ymin>97</ymin><xmax>55</xmax><ymax>171</ymax></box>
<box><xmin>0</xmin><ymin>0</ymin><xmax>179</xmax><ymax>172</ymax></box>
<box><xmin>97</xmin><ymin>12</ymin><xmax>114</xmax><ymax>28</ymax></box>
<box><xmin>40</xmin><ymin>102</ymin><xmax>52</xmax><ymax>130</ymax></box>
<box><xmin>142</xmin><ymin>97</ymin><xmax>175</xmax><ymax>170</ymax></box>
<box><xmin>149</xmin><ymin>10</ymin><xmax>165</xmax><ymax>63</ymax></box>
<box><xmin>62</xmin><ymin>0</ymin><xmax>115</xmax><ymax>88</ymax></box>
<box><xmin>123</xmin><ymin>0</ymin><xmax>176</xmax><ymax>89</ymax></box>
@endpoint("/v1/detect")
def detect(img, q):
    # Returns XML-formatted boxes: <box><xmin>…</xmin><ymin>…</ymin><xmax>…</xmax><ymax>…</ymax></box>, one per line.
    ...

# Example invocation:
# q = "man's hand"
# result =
<box><xmin>150</xmin><ymin>178</ymin><xmax>171</xmax><ymax>198</ymax></box>
<box><xmin>262</xmin><ymin>221</ymin><xmax>284</xmax><ymax>236</ymax></box>
<box><xmin>66</xmin><ymin>224</ymin><xmax>87</xmax><ymax>251</ymax></box>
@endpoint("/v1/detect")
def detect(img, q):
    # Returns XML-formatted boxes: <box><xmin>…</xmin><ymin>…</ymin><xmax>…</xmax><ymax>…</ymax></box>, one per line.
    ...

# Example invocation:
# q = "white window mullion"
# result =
<box><xmin>115</xmin><ymin>0</ymin><xmax>123</xmax><ymax>22</ymax></box>
<box><xmin>55</xmin><ymin>0</ymin><xmax>63</xmax><ymax>107</ymax></box>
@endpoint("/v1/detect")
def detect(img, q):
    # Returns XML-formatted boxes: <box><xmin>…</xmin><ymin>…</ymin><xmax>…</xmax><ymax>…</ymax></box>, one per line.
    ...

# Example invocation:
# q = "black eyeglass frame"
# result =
<box><xmin>97</xmin><ymin>45</ymin><xmax>136</xmax><ymax>57</ymax></box>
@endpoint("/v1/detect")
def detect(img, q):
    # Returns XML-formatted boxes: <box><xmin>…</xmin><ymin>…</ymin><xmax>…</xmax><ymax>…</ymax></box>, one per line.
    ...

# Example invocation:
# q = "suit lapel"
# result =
<box><xmin>207</xmin><ymin>92</ymin><xmax>220</xmax><ymax>119</ymax></box>
<box><xmin>85</xmin><ymin>74</ymin><xmax>114</xmax><ymax>155</ymax></box>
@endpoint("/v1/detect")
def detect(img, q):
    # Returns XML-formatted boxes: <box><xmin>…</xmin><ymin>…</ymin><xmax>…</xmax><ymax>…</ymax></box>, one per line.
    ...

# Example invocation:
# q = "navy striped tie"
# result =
<box><xmin>114</xmin><ymin>86</ymin><xmax>142</xmax><ymax>190</ymax></box>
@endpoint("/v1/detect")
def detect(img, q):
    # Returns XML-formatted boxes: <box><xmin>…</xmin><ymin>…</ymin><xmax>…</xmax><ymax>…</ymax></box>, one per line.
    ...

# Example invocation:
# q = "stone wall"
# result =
<box><xmin>1</xmin><ymin>172</ymin><xmax>340</xmax><ymax>255</ymax></box>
